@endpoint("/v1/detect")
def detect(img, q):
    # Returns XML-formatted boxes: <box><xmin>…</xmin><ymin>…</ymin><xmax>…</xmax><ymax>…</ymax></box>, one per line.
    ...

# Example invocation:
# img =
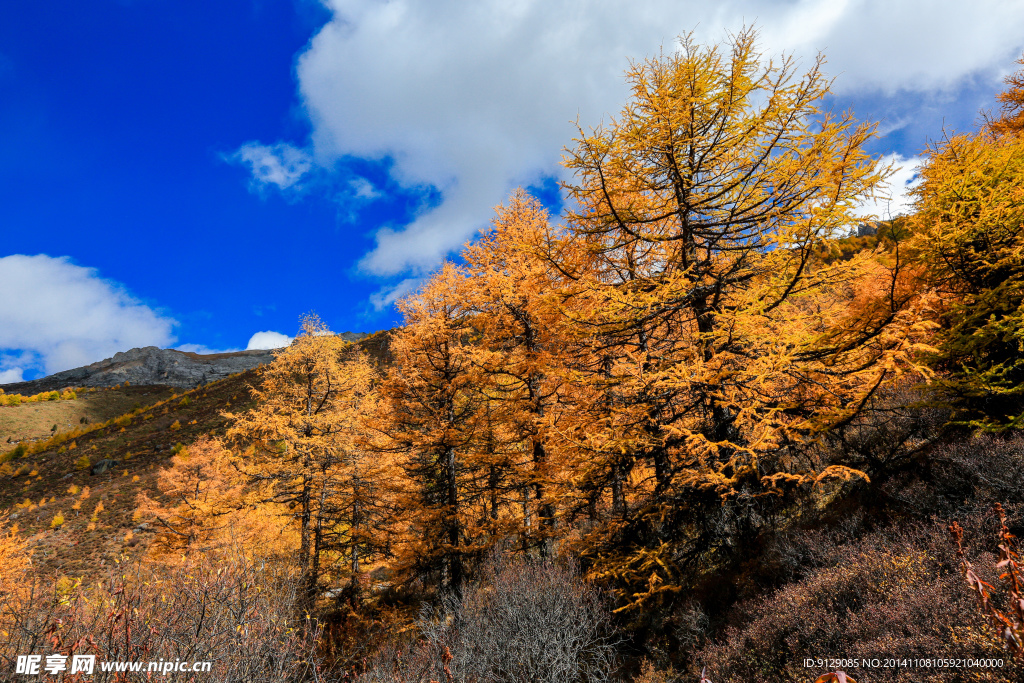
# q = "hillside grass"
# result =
<box><xmin>0</xmin><ymin>385</ymin><xmax>177</xmax><ymax>446</ymax></box>
<box><xmin>0</xmin><ymin>371</ymin><xmax>258</xmax><ymax>579</ymax></box>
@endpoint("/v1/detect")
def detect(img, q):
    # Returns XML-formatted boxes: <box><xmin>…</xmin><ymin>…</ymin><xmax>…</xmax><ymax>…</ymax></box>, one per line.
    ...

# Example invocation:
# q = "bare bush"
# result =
<box><xmin>692</xmin><ymin>522</ymin><xmax>1024</xmax><ymax>683</ymax></box>
<box><xmin>0</xmin><ymin>549</ymin><xmax>328</xmax><ymax>682</ymax></box>
<box><xmin>360</xmin><ymin>554</ymin><xmax>617</xmax><ymax>683</ymax></box>
<box><xmin>930</xmin><ymin>435</ymin><xmax>1024</xmax><ymax>517</ymax></box>
<box><xmin>816</xmin><ymin>379</ymin><xmax>946</xmax><ymax>480</ymax></box>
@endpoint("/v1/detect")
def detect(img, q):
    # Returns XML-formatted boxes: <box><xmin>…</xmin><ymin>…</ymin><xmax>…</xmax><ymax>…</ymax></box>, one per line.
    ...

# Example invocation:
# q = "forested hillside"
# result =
<box><xmin>3</xmin><ymin>29</ymin><xmax>1024</xmax><ymax>683</ymax></box>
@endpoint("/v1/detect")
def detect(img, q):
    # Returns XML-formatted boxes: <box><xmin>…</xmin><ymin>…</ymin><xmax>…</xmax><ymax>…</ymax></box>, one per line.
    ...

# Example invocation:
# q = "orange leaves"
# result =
<box><xmin>135</xmin><ymin>436</ymin><xmax>246</xmax><ymax>556</ymax></box>
<box><xmin>814</xmin><ymin>672</ymin><xmax>857</xmax><ymax>683</ymax></box>
<box><xmin>813</xmin><ymin>465</ymin><xmax>870</xmax><ymax>486</ymax></box>
<box><xmin>377</xmin><ymin>267</ymin><xmax>488</xmax><ymax>591</ymax></box>
<box><xmin>556</xmin><ymin>19</ymin><xmax>927</xmax><ymax>480</ymax></box>
<box><xmin>227</xmin><ymin>315</ymin><xmax>391</xmax><ymax>600</ymax></box>
<box><xmin>990</xmin><ymin>53</ymin><xmax>1024</xmax><ymax>137</ymax></box>
<box><xmin>952</xmin><ymin>505</ymin><xmax>1024</xmax><ymax>659</ymax></box>
<box><xmin>909</xmin><ymin>91</ymin><xmax>1024</xmax><ymax>429</ymax></box>
<box><xmin>0</xmin><ymin>515</ymin><xmax>30</xmax><ymax>598</ymax></box>
<box><xmin>565</xmin><ymin>26</ymin><xmax>884</xmax><ymax>258</ymax></box>
<box><xmin>530</xmin><ymin>28</ymin><xmax>941</xmax><ymax>612</ymax></box>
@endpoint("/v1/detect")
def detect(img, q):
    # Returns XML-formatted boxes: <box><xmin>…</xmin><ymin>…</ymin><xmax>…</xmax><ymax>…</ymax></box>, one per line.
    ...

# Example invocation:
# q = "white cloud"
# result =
<box><xmin>230</xmin><ymin>142</ymin><xmax>313</xmax><ymax>192</ymax></box>
<box><xmin>0</xmin><ymin>254</ymin><xmax>177</xmax><ymax>375</ymax></box>
<box><xmin>761</xmin><ymin>1</ymin><xmax>1024</xmax><ymax>95</ymax></box>
<box><xmin>0</xmin><ymin>368</ymin><xmax>24</xmax><ymax>384</ymax></box>
<box><xmin>854</xmin><ymin>154</ymin><xmax>924</xmax><ymax>220</ymax></box>
<box><xmin>368</xmin><ymin>277</ymin><xmax>423</xmax><ymax>312</ymax></box>
<box><xmin>349</xmin><ymin>177</ymin><xmax>379</xmax><ymax>200</ymax></box>
<box><xmin>0</xmin><ymin>350</ymin><xmax>36</xmax><ymax>386</ymax></box>
<box><xmin>259</xmin><ymin>0</ymin><xmax>1024</xmax><ymax>278</ymax></box>
<box><xmin>246</xmin><ymin>331</ymin><xmax>294</xmax><ymax>350</ymax></box>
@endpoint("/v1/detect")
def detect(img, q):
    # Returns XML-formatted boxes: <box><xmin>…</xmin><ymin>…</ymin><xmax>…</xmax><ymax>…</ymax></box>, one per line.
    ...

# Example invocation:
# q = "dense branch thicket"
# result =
<box><xmin>359</xmin><ymin>555</ymin><xmax>617</xmax><ymax>683</ymax></box>
<box><xmin>0</xmin><ymin>548</ymin><xmax>324</xmax><ymax>683</ymax></box>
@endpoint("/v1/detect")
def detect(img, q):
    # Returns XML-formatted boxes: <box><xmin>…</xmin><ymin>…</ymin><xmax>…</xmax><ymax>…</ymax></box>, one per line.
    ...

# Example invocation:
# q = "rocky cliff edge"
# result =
<box><xmin>0</xmin><ymin>346</ymin><xmax>276</xmax><ymax>394</ymax></box>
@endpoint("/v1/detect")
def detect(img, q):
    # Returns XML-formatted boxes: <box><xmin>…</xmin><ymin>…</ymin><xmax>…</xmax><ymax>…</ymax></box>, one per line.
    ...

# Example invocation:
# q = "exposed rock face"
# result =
<box><xmin>856</xmin><ymin>222</ymin><xmax>879</xmax><ymax>237</ymax></box>
<box><xmin>0</xmin><ymin>346</ymin><xmax>276</xmax><ymax>393</ymax></box>
<box><xmin>0</xmin><ymin>333</ymin><xmax>372</xmax><ymax>395</ymax></box>
<box><xmin>90</xmin><ymin>458</ymin><xmax>120</xmax><ymax>476</ymax></box>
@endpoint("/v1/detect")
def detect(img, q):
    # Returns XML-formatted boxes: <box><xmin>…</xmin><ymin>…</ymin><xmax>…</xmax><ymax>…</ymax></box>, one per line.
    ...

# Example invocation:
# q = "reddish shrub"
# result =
<box><xmin>0</xmin><ymin>550</ymin><xmax>325</xmax><ymax>682</ymax></box>
<box><xmin>692</xmin><ymin>522</ymin><xmax>1023</xmax><ymax>683</ymax></box>
<box><xmin>952</xmin><ymin>504</ymin><xmax>1024</xmax><ymax>661</ymax></box>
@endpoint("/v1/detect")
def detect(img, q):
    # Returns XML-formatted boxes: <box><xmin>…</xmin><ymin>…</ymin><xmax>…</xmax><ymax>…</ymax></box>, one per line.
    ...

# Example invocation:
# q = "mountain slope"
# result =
<box><xmin>0</xmin><ymin>347</ymin><xmax>275</xmax><ymax>394</ymax></box>
<box><xmin>1</xmin><ymin>370</ymin><xmax>257</xmax><ymax>578</ymax></box>
<box><xmin>0</xmin><ymin>331</ymin><xmax>390</xmax><ymax>580</ymax></box>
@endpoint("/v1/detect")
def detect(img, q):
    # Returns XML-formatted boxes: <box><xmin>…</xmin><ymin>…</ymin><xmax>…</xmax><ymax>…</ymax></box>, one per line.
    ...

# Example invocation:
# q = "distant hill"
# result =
<box><xmin>0</xmin><ymin>333</ymin><xmax>372</xmax><ymax>394</ymax></box>
<box><xmin>0</xmin><ymin>330</ymin><xmax>387</xmax><ymax>578</ymax></box>
<box><xmin>1</xmin><ymin>369</ymin><xmax>257</xmax><ymax>578</ymax></box>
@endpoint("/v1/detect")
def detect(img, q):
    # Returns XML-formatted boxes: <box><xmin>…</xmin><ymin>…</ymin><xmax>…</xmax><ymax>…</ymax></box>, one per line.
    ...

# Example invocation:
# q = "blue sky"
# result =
<box><xmin>1</xmin><ymin>0</ymin><xmax>1023</xmax><ymax>382</ymax></box>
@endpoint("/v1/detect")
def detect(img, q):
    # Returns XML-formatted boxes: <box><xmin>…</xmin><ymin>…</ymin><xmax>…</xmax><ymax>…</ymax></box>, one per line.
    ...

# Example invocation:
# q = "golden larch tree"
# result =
<box><xmin>228</xmin><ymin>314</ymin><xmax>387</xmax><ymax>604</ymax></box>
<box><xmin>461</xmin><ymin>190</ymin><xmax>575</xmax><ymax>554</ymax></box>
<box><xmin>375</xmin><ymin>265</ymin><xmax>490</xmax><ymax>596</ymax></box>
<box><xmin>555</xmin><ymin>27</ymin><xmax>933</xmax><ymax>607</ymax></box>
<box><xmin>912</xmin><ymin>91</ymin><xmax>1024</xmax><ymax>429</ymax></box>
<box><xmin>136</xmin><ymin>436</ymin><xmax>246</xmax><ymax>555</ymax></box>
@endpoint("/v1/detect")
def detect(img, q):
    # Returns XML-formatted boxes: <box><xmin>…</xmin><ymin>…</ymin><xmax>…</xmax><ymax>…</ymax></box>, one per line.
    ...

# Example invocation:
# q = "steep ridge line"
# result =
<box><xmin>1</xmin><ymin>332</ymin><xmax>372</xmax><ymax>394</ymax></box>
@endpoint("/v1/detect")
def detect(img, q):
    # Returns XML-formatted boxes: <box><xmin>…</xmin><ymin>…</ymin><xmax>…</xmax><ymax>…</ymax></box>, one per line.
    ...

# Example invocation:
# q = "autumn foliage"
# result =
<box><xmin>910</xmin><ymin>79</ymin><xmax>1024</xmax><ymax>429</ymax></box>
<box><xmin>227</xmin><ymin>314</ymin><xmax>393</xmax><ymax>605</ymax></box>
<box><xmin>136</xmin><ymin>436</ymin><xmax>246</xmax><ymax>554</ymax></box>
<box><xmin>10</xmin><ymin>28</ymin><xmax>1024</xmax><ymax>683</ymax></box>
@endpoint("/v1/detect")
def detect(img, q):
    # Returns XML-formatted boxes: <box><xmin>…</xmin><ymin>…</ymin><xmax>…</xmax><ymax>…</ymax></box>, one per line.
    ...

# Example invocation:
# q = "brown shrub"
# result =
<box><xmin>0</xmin><ymin>549</ymin><xmax>325</xmax><ymax>682</ymax></box>
<box><xmin>359</xmin><ymin>554</ymin><xmax>618</xmax><ymax>683</ymax></box>
<box><xmin>692</xmin><ymin>522</ymin><xmax>1023</xmax><ymax>683</ymax></box>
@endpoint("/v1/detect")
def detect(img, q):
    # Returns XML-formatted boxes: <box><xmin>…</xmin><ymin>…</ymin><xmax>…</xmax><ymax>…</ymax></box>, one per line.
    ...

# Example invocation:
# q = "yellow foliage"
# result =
<box><xmin>228</xmin><ymin>315</ymin><xmax>394</xmax><ymax>597</ymax></box>
<box><xmin>136</xmin><ymin>436</ymin><xmax>246</xmax><ymax>556</ymax></box>
<box><xmin>0</xmin><ymin>517</ymin><xmax>30</xmax><ymax>598</ymax></box>
<box><xmin>989</xmin><ymin>53</ymin><xmax>1024</xmax><ymax>136</ymax></box>
<box><xmin>0</xmin><ymin>387</ymin><xmax>79</xmax><ymax>405</ymax></box>
<box><xmin>910</xmin><ymin>124</ymin><xmax>1024</xmax><ymax>429</ymax></box>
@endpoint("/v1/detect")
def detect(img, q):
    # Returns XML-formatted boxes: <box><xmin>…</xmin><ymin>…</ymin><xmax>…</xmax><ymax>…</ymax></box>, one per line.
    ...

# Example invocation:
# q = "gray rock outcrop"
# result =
<box><xmin>0</xmin><ymin>346</ymin><xmax>276</xmax><ymax>393</ymax></box>
<box><xmin>0</xmin><ymin>333</ymin><xmax>372</xmax><ymax>394</ymax></box>
<box><xmin>90</xmin><ymin>458</ymin><xmax>120</xmax><ymax>476</ymax></box>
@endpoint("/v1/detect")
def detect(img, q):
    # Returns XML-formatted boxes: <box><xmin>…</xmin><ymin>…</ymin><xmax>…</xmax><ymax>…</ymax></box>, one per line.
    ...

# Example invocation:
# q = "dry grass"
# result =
<box><xmin>0</xmin><ymin>371</ymin><xmax>259</xmax><ymax>579</ymax></box>
<box><xmin>0</xmin><ymin>385</ymin><xmax>176</xmax><ymax>445</ymax></box>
